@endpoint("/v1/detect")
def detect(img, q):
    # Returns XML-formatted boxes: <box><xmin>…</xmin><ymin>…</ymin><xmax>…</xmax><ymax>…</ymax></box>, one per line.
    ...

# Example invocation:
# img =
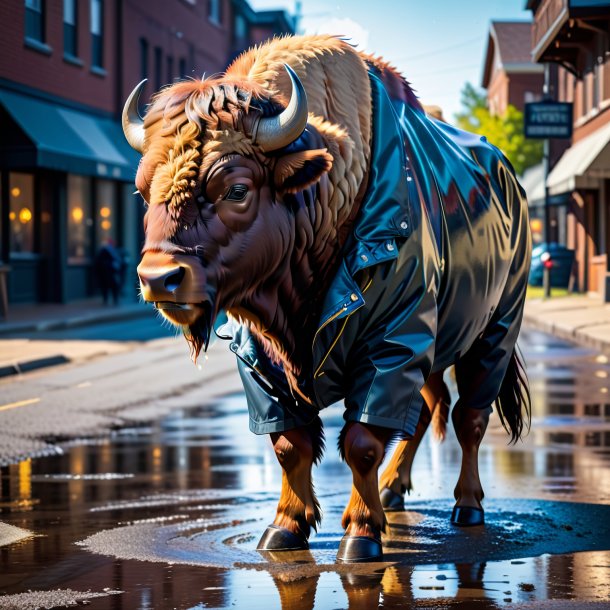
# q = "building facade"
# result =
<box><xmin>527</xmin><ymin>0</ymin><xmax>610</xmax><ymax>296</ymax></box>
<box><xmin>481</xmin><ymin>20</ymin><xmax>544</xmax><ymax>115</ymax></box>
<box><xmin>0</xmin><ymin>0</ymin><xmax>293</xmax><ymax>308</ymax></box>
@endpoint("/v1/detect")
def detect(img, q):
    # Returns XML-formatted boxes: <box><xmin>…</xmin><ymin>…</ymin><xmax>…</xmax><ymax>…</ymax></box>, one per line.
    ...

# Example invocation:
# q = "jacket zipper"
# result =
<box><xmin>312</xmin><ymin>278</ymin><xmax>373</xmax><ymax>379</ymax></box>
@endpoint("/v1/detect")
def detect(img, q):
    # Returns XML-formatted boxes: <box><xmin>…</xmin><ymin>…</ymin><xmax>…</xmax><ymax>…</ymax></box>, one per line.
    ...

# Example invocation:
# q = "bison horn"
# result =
<box><xmin>254</xmin><ymin>64</ymin><xmax>308</xmax><ymax>152</ymax></box>
<box><xmin>122</xmin><ymin>79</ymin><xmax>147</xmax><ymax>153</ymax></box>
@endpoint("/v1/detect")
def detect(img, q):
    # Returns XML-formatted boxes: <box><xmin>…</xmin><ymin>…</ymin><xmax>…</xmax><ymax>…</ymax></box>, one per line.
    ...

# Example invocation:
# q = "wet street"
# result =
<box><xmin>1</xmin><ymin>324</ymin><xmax>610</xmax><ymax>609</ymax></box>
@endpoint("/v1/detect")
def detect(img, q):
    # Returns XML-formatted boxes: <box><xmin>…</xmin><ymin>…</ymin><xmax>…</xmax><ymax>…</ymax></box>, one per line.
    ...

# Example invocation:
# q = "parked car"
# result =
<box><xmin>528</xmin><ymin>242</ymin><xmax>575</xmax><ymax>288</ymax></box>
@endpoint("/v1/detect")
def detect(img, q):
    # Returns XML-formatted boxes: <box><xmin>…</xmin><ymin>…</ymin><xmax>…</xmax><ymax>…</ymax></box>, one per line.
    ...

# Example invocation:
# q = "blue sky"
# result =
<box><xmin>249</xmin><ymin>0</ymin><xmax>531</xmax><ymax>119</ymax></box>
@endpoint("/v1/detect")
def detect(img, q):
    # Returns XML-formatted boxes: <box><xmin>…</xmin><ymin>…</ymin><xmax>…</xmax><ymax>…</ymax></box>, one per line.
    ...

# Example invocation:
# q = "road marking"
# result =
<box><xmin>0</xmin><ymin>398</ymin><xmax>41</xmax><ymax>412</ymax></box>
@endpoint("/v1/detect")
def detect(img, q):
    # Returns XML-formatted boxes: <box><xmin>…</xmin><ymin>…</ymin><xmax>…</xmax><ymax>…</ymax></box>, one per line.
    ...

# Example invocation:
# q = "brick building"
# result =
<box><xmin>481</xmin><ymin>20</ymin><xmax>544</xmax><ymax>115</ymax></box>
<box><xmin>0</xmin><ymin>0</ymin><xmax>293</xmax><ymax>308</ymax></box>
<box><xmin>527</xmin><ymin>0</ymin><xmax>610</xmax><ymax>296</ymax></box>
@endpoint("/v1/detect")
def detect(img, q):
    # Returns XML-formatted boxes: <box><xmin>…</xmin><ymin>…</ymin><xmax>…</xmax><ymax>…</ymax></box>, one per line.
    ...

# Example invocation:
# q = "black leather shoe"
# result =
<box><xmin>256</xmin><ymin>524</ymin><xmax>309</xmax><ymax>551</ymax></box>
<box><xmin>380</xmin><ymin>487</ymin><xmax>405</xmax><ymax>512</ymax></box>
<box><xmin>451</xmin><ymin>505</ymin><xmax>484</xmax><ymax>526</ymax></box>
<box><xmin>336</xmin><ymin>535</ymin><xmax>383</xmax><ymax>563</ymax></box>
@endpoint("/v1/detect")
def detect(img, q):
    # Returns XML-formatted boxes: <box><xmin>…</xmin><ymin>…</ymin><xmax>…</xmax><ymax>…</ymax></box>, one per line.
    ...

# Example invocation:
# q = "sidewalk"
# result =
<box><xmin>0</xmin><ymin>298</ymin><xmax>154</xmax><ymax>378</ymax></box>
<box><xmin>2</xmin><ymin>293</ymin><xmax>610</xmax><ymax>380</ymax></box>
<box><xmin>523</xmin><ymin>293</ymin><xmax>610</xmax><ymax>353</ymax></box>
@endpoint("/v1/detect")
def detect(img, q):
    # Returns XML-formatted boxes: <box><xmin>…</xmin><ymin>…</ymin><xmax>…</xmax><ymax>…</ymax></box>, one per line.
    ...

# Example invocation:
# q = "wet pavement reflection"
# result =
<box><xmin>1</xmin><ymin>328</ymin><xmax>610</xmax><ymax>608</ymax></box>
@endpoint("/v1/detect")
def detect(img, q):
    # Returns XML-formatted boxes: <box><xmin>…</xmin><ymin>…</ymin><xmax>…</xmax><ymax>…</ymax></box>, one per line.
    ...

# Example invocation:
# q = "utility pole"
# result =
<box><xmin>542</xmin><ymin>63</ymin><xmax>552</xmax><ymax>298</ymax></box>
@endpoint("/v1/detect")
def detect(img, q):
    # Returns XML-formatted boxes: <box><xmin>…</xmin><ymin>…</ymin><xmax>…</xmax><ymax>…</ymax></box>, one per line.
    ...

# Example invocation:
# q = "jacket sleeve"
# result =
<box><xmin>231</xmin><ymin>325</ymin><xmax>319</xmax><ymax>435</ymax></box>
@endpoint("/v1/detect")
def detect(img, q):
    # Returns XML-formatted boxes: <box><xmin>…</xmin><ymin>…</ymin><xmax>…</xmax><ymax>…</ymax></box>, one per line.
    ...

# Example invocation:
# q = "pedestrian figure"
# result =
<box><xmin>95</xmin><ymin>240</ymin><xmax>122</xmax><ymax>305</ymax></box>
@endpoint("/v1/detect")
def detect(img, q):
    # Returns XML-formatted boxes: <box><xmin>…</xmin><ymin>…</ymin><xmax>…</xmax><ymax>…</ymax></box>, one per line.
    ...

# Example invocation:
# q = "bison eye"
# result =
<box><xmin>224</xmin><ymin>184</ymin><xmax>248</xmax><ymax>202</ymax></box>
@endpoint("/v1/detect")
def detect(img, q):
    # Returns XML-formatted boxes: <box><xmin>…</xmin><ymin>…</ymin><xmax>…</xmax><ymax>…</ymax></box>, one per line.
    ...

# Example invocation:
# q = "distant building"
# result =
<box><xmin>481</xmin><ymin>20</ymin><xmax>544</xmax><ymax>115</ymax></box>
<box><xmin>527</xmin><ymin>0</ymin><xmax>610</xmax><ymax>297</ymax></box>
<box><xmin>0</xmin><ymin>0</ymin><xmax>293</xmax><ymax>308</ymax></box>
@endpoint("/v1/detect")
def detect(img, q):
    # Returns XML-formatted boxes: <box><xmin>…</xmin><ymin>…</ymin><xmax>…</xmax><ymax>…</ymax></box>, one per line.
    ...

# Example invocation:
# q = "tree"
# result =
<box><xmin>454</xmin><ymin>83</ymin><xmax>543</xmax><ymax>176</ymax></box>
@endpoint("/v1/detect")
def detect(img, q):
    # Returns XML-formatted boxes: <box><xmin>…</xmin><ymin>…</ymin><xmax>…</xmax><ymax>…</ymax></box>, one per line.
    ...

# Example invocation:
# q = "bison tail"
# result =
<box><xmin>494</xmin><ymin>346</ymin><xmax>531</xmax><ymax>444</ymax></box>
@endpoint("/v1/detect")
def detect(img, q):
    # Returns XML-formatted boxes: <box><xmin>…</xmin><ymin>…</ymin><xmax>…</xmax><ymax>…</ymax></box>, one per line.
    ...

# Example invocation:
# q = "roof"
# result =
<box><xmin>0</xmin><ymin>88</ymin><xmax>139</xmax><ymax>180</ymax></box>
<box><xmin>482</xmin><ymin>21</ymin><xmax>542</xmax><ymax>87</ymax></box>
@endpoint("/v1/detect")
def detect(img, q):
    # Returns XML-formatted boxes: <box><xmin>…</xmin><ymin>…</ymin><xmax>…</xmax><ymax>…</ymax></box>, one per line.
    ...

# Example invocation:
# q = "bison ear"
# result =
<box><xmin>273</xmin><ymin>149</ymin><xmax>333</xmax><ymax>194</ymax></box>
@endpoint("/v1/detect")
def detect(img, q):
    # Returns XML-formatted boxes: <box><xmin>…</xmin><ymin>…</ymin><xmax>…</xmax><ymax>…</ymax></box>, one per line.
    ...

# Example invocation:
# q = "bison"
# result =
<box><xmin>123</xmin><ymin>34</ymin><xmax>531</xmax><ymax>563</ymax></box>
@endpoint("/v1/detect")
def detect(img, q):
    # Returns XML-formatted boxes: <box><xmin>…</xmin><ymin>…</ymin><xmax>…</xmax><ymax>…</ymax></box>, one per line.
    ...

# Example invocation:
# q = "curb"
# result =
<box><xmin>522</xmin><ymin>313</ymin><xmax>610</xmax><ymax>354</ymax></box>
<box><xmin>0</xmin><ymin>304</ymin><xmax>152</xmax><ymax>378</ymax></box>
<box><xmin>0</xmin><ymin>355</ymin><xmax>70</xmax><ymax>379</ymax></box>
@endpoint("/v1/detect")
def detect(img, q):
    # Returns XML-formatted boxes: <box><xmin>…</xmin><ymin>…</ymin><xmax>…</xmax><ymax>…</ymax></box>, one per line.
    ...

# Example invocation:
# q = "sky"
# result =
<box><xmin>248</xmin><ymin>0</ymin><xmax>532</xmax><ymax>120</ymax></box>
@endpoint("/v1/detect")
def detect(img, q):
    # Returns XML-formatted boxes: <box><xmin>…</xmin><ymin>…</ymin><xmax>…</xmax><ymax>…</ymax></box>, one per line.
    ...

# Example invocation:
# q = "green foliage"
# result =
<box><xmin>454</xmin><ymin>82</ymin><xmax>543</xmax><ymax>176</ymax></box>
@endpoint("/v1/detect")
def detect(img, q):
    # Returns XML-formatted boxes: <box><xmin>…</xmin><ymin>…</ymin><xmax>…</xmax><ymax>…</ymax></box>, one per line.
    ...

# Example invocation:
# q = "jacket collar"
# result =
<box><xmin>316</xmin><ymin>72</ymin><xmax>416</xmax><ymax>329</ymax></box>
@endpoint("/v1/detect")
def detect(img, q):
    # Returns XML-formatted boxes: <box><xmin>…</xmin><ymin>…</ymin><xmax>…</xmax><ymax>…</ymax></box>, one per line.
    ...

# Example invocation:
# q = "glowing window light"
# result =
<box><xmin>19</xmin><ymin>207</ymin><xmax>32</xmax><ymax>223</ymax></box>
<box><xmin>100</xmin><ymin>206</ymin><xmax>111</xmax><ymax>218</ymax></box>
<box><xmin>71</xmin><ymin>207</ymin><xmax>84</xmax><ymax>223</ymax></box>
<box><xmin>101</xmin><ymin>220</ymin><xmax>112</xmax><ymax>231</ymax></box>
<box><xmin>530</xmin><ymin>218</ymin><xmax>542</xmax><ymax>233</ymax></box>
<box><xmin>9</xmin><ymin>211</ymin><xmax>16</xmax><ymax>221</ymax></box>
<box><xmin>11</xmin><ymin>187</ymin><xmax>21</xmax><ymax>198</ymax></box>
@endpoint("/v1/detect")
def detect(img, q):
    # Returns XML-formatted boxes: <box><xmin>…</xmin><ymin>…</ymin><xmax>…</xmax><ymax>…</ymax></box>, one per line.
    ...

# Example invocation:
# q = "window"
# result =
<box><xmin>95</xmin><ymin>180</ymin><xmax>117</xmax><ymax>247</ymax></box>
<box><xmin>9</xmin><ymin>173</ymin><xmax>35</xmax><ymax>254</ymax></box>
<box><xmin>167</xmin><ymin>55</ymin><xmax>174</xmax><ymax>83</ymax></box>
<box><xmin>90</xmin><ymin>0</ymin><xmax>103</xmax><ymax>68</ymax></box>
<box><xmin>179</xmin><ymin>57</ymin><xmax>187</xmax><ymax>78</ymax></box>
<box><xmin>25</xmin><ymin>0</ymin><xmax>44</xmax><ymax>43</ymax></box>
<box><xmin>67</xmin><ymin>175</ymin><xmax>92</xmax><ymax>263</ymax></box>
<box><xmin>209</xmin><ymin>0</ymin><xmax>222</xmax><ymax>25</ymax></box>
<box><xmin>63</xmin><ymin>0</ymin><xmax>77</xmax><ymax>57</ymax></box>
<box><xmin>140</xmin><ymin>38</ymin><xmax>148</xmax><ymax>80</ymax></box>
<box><xmin>154</xmin><ymin>46</ymin><xmax>162</xmax><ymax>90</ymax></box>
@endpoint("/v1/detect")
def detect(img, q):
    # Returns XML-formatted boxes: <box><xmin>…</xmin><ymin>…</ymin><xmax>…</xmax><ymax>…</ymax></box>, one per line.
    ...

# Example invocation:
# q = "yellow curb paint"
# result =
<box><xmin>0</xmin><ymin>398</ymin><xmax>41</xmax><ymax>412</ymax></box>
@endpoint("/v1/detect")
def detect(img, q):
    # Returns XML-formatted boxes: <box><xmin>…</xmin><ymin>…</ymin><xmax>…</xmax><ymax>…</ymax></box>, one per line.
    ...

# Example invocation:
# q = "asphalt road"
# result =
<box><xmin>0</xmin><ymin>326</ymin><xmax>609</xmax><ymax>609</ymax></box>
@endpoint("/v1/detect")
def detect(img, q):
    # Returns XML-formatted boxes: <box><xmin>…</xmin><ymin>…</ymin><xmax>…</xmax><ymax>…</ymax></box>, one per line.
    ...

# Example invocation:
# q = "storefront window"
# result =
<box><xmin>9</xmin><ymin>173</ymin><xmax>35</xmax><ymax>254</ymax></box>
<box><xmin>68</xmin><ymin>175</ymin><xmax>92</xmax><ymax>263</ymax></box>
<box><xmin>95</xmin><ymin>180</ymin><xmax>117</xmax><ymax>247</ymax></box>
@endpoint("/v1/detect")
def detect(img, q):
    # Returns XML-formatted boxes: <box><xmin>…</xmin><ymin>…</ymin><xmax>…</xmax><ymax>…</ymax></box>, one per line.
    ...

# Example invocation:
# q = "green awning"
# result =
<box><xmin>0</xmin><ymin>88</ymin><xmax>140</xmax><ymax>181</ymax></box>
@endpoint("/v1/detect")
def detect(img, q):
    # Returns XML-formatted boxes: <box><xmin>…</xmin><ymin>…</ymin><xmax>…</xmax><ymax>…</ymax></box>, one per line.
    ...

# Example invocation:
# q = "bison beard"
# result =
<box><xmin>184</xmin><ymin>302</ymin><xmax>213</xmax><ymax>362</ymax></box>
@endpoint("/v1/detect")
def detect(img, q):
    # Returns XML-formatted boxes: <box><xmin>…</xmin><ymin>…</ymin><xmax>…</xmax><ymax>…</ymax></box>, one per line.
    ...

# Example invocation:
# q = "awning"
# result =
<box><xmin>520</xmin><ymin>163</ymin><xmax>545</xmax><ymax>205</ymax></box>
<box><xmin>520</xmin><ymin>162</ymin><xmax>570</xmax><ymax>207</ymax></box>
<box><xmin>547</xmin><ymin>121</ymin><xmax>610</xmax><ymax>195</ymax></box>
<box><xmin>0</xmin><ymin>89</ymin><xmax>140</xmax><ymax>181</ymax></box>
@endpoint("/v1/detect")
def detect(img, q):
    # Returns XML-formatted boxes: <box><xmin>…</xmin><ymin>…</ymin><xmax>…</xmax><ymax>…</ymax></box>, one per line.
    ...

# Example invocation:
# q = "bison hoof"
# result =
<box><xmin>380</xmin><ymin>487</ymin><xmax>405</xmax><ymax>512</ymax></box>
<box><xmin>336</xmin><ymin>535</ymin><xmax>383</xmax><ymax>563</ymax></box>
<box><xmin>256</xmin><ymin>524</ymin><xmax>309</xmax><ymax>551</ymax></box>
<box><xmin>451</xmin><ymin>505</ymin><xmax>485</xmax><ymax>527</ymax></box>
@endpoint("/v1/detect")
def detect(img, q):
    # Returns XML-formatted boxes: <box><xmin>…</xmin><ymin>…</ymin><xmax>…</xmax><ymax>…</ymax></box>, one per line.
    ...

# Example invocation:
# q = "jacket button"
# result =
<box><xmin>360</xmin><ymin>254</ymin><xmax>368</xmax><ymax>262</ymax></box>
<box><xmin>350</xmin><ymin>293</ymin><xmax>359</xmax><ymax>302</ymax></box>
<box><xmin>400</xmin><ymin>221</ymin><xmax>408</xmax><ymax>230</ymax></box>
<box><xmin>386</xmin><ymin>242</ymin><xmax>395</xmax><ymax>252</ymax></box>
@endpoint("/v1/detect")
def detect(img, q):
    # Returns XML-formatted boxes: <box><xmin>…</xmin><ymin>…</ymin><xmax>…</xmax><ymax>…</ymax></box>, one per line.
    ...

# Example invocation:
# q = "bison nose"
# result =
<box><xmin>138</xmin><ymin>264</ymin><xmax>185</xmax><ymax>302</ymax></box>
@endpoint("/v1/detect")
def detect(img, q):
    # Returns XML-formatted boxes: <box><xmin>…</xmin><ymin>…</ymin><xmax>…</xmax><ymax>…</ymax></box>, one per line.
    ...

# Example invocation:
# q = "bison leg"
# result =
<box><xmin>451</xmin><ymin>403</ymin><xmax>491</xmax><ymax>526</ymax></box>
<box><xmin>379</xmin><ymin>371</ymin><xmax>450</xmax><ymax>511</ymax></box>
<box><xmin>257</xmin><ymin>426</ymin><xmax>322</xmax><ymax>551</ymax></box>
<box><xmin>337</xmin><ymin>422</ymin><xmax>393</xmax><ymax>562</ymax></box>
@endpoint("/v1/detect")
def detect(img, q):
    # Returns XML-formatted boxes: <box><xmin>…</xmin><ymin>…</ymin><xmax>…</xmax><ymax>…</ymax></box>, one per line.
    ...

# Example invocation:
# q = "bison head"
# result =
<box><xmin>124</xmin><ymin>66</ymin><xmax>334</xmax><ymax>361</ymax></box>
